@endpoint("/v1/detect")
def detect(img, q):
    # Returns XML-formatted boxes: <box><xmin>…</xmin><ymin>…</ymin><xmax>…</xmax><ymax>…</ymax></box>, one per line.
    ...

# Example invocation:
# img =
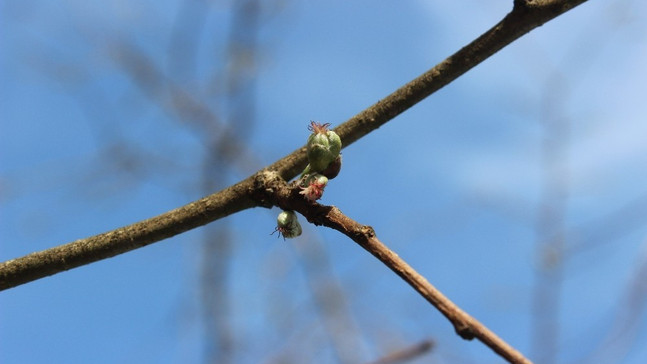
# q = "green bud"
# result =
<box><xmin>306</xmin><ymin>121</ymin><xmax>342</xmax><ymax>172</ymax></box>
<box><xmin>274</xmin><ymin>210</ymin><xmax>302</xmax><ymax>239</ymax></box>
<box><xmin>327</xmin><ymin>132</ymin><xmax>342</xmax><ymax>156</ymax></box>
<box><xmin>307</xmin><ymin>144</ymin><xmax>336</xmax><ymax>171</ymax></box>
<box><xmin>299</xmin><ymin>173</ymin><xmax>328</xmax><ymax>201</ymax></box>
<box><xmin>310</xmin><ymin>173</ymin><xmax>329</xmax><ymax>186</ymax></box>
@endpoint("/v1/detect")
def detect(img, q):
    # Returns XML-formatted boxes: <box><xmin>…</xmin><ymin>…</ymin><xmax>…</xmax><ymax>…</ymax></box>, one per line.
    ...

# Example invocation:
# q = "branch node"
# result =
<box><xmin>454</xmin><ymin>322</ymin><xmax>476</xmax><ymax>340</ymax></box>
<box><xmin>251</xmin><ymin>170</ymin><xmax>286</xmax><ymax>208</ymax></box>
<box><xmin>361</xmin><ymin>225</ymin><xmax>376</xmax><ymax>238</ymax></box>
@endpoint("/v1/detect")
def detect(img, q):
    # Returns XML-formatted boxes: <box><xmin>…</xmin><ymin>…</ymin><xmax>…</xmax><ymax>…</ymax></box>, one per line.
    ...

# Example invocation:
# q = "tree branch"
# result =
<box><xmin>1</xmin><ymin>0</ymin><xmax>589</xmax><ymax>291</ymax></box>
<box><xmin>254</xmin><ymin>172</ymin><xmax>532</xmax><ymax>364</ymax></box>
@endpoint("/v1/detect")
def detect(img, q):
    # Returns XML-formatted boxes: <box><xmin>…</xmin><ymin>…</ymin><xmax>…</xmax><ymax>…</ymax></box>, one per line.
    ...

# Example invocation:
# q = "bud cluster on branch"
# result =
<box><xmin>273</xmin><ymin>121</ymin><xmax>342</xmax><ymax>239</ymax></box>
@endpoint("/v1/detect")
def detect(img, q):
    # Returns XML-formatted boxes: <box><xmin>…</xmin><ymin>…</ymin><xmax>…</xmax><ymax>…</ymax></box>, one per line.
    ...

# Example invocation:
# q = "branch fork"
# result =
<box><xmin>252</xmin><ymin>171</ymin><xmax>531</xmax><ymax>364</ymax></box>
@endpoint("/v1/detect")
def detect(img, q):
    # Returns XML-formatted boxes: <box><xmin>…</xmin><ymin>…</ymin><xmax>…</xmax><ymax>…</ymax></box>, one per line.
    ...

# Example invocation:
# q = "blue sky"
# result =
<box><xmin>2</xmin><ymin>1</ymin><xmax>647</xmax><ymax>363</ymax></box>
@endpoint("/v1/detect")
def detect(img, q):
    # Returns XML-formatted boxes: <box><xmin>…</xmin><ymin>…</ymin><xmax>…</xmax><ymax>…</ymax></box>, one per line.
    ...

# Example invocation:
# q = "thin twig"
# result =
<box><xmin>0</xmin><ymin>0</ymin><xmax>589</xmax><ymax>291</ymax></box>
<box><xmin>254</xmin><ymin>171</ymin><xmax>532</xmax><ymax>364</ymax></box>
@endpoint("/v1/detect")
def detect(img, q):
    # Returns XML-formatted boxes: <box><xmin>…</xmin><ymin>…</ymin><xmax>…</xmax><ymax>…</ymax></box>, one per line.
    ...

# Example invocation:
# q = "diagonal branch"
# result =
<box><xmin>254</xmin><ymin>171</ymin><xmax>532</xmax><ymax>364</ymax></box>
<box><xmin>0</xmin><ymin>0</ymin><xmax>589</xmax><ymax>291</ymax></box>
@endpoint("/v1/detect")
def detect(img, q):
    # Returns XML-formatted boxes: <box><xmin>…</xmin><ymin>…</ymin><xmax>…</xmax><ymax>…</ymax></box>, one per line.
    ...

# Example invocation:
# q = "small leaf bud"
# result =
<box><xmin>306</xmin><ymin>121</ymin><xmax>342</xmax><ymax>172</ymax></box>
<box><xmin>273</xmin><ymin>210</ymin><xmax>302</xmax><ymax>239</ymax></box>
<box><xmin>299</xmin><ymin>173</ymin><xmax>328</xmax><ymax>202</ymax></box>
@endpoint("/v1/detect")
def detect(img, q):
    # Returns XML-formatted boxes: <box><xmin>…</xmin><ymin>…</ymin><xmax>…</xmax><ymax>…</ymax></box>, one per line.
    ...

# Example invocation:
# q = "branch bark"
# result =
<box><xmin>1</xmin><ymin>0</ymin><xmax>588</xmax><ymax>291</ymax></box>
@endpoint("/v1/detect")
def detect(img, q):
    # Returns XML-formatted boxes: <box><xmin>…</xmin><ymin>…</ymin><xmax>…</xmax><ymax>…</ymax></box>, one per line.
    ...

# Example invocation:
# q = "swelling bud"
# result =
<box><xmin>306</xmin><ymin>121</ymin><xmax>342</xmax><ymax>172</ymax></box>
<box><xmin>299</xmin><ymin>173</ymin><xmax>328</xmax><ymax>202</ymax></box>
<box><xmin>273</xmin><ymin>210</ymin><xmax>302</xmax><ymax>239</ymax></box>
